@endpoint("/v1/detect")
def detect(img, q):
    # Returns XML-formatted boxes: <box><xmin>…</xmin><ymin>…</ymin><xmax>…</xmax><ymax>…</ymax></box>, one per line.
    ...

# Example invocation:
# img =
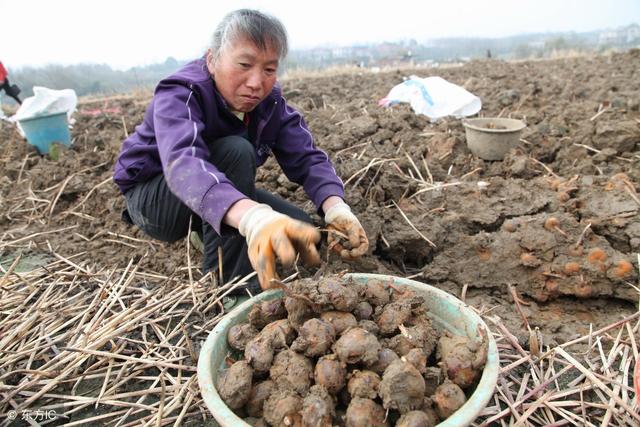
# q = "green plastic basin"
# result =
<box><xmin>197</xmin><ymin>273</ymin><xmax>499</xmax><ymax>426</ymax></box>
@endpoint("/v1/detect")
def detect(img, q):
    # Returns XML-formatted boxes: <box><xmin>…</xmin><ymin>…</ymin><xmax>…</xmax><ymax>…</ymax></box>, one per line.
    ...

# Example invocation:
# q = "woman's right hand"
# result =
<box><xmin>239</xmin><ymin>204</ymin><xmax>320</xmax><ymax>289</ymax></box>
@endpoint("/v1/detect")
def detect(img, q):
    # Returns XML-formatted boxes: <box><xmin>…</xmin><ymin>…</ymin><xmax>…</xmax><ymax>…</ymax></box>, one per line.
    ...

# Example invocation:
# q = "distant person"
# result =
<box><xmin>113</xmin><ymin>9</ymin><xmax>368</xmax><ymax>294</ymax></box>
<box><xmin>0</xmin><ymin>61</ymin><xmax>22</xmax><ymax>105</ymax></box>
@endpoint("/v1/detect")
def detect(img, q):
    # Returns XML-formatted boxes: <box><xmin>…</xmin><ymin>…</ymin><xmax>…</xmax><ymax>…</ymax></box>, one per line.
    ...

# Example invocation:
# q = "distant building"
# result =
<box><xmin>599</xmin><ymin>24</ymin><xmax>640</xmax><ymax>45</ymax></box>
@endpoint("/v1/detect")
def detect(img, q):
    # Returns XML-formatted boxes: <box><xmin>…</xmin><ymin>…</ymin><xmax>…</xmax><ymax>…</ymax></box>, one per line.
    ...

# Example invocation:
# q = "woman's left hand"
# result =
<box><xmin>325</xmin><ymin>202</ymin><xmax>368</xmax><ymax>260</ymax></box>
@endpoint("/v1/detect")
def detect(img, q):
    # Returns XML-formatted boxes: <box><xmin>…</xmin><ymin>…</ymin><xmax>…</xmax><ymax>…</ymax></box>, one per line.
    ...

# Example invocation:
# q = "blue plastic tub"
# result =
<box><xmin>18</xmin><ymin>112</ymin><xmax>71</xmax><ymax>154</ymax></box>
<box><xmin>198</xmin><ymin>273</ymin><xmax>499</xmax><ymax>427</ymax></box>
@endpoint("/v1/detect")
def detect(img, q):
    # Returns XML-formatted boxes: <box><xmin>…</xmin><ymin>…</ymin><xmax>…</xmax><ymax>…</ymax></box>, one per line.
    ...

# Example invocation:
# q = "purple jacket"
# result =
<box><xmin>113</xmin><ymin>58</ymin><xmax>344</xmax><ymax>234</ymax></box>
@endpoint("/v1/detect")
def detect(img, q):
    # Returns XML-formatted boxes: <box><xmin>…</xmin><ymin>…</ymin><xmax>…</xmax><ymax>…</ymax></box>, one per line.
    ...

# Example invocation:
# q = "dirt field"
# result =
<box><xmin>1</xmin><ymin>51</ymin><xmax>639</xmax><ymax>424</ymax></box>
<box><xmin>3</xmin><ymin>51</ymin><xmax>638</xmax><ymax>339</ymax></box>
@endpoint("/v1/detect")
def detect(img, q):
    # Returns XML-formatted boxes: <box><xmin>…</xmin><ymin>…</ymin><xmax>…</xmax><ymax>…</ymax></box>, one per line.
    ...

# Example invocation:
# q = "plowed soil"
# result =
<box><xmin>1</xmin><ymin>51</ymin><xmax>638</xmax><ymax>345</ymax></box>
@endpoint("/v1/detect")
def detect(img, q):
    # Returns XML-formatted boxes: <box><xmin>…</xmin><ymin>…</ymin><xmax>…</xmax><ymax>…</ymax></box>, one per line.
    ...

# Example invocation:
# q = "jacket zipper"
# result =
<box><xmin>255</xmin><ymin>100</ymin><xmax>278</xmax><ymax>147</ymax></box>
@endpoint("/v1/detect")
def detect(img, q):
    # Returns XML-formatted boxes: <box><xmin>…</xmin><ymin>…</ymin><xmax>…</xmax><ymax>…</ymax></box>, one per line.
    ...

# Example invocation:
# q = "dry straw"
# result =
<box><xmin>1</xmin><ymin>250</ymin><xmax>638</xmax><ymax>425</ymax></box>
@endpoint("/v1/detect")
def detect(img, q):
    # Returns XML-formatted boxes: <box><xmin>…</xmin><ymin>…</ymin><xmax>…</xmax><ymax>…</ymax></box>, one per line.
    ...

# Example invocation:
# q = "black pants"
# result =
<box><xmin>123</xmin><ymin>136</ymin><xmax>312</xmax><ymax>289</ymax></box>
<box><xmin>1</xmin><ymin>79</ymin><xmax>21</xmax><ymax>104</ymax></box>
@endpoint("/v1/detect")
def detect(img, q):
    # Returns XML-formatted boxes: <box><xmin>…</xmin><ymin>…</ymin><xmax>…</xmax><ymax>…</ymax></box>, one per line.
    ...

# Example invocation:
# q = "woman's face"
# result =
<box><xmin>207</xmin><ymin>38</ymin><xmax>279</xmax><ymax>113</ymax></box>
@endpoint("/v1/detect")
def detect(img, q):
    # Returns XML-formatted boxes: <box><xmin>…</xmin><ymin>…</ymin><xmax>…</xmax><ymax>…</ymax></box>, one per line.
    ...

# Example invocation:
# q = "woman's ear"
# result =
<box><xmin>206</xmin><ymin>49</ymin><xmax>215</xmax><ymax>74</ymax></box>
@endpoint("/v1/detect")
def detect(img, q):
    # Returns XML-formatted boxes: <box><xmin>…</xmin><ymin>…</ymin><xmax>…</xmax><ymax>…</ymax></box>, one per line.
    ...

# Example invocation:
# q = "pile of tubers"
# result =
<box><xmin>217</xmin><ymin>275</ymin><xmax>488</xmax><ymax>426</ymax></box>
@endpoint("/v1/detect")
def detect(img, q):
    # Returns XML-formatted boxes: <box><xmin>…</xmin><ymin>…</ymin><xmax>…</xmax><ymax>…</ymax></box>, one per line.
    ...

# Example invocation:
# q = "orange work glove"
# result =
<box><xmin>324</xmin><ymin>201</ymin><xmax>369</xmax><ymax>260</ymax></box>
<box><xmin>239</xmin><ymin>204</ymin><xmax>321</xmax><ymax>290</ymax></box>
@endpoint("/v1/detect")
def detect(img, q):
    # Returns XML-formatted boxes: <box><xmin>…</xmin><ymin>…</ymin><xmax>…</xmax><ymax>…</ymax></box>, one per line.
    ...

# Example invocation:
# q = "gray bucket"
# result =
<box><xmin>463</xmin><ymin>118</ymin><xmax>526</xmax><ymax>161</ymax></box>
<box><xmin>197</xmin><ymin>273</ymin><xmax>499</xmax><ymax>427</ymax></box>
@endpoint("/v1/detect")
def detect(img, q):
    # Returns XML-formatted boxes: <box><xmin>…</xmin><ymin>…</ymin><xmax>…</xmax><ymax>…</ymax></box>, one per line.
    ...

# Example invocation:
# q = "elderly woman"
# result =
<box><xmin>113</xmin><ymin>9</ymin><xmax>368</xmax><ymax>293</ymax></box>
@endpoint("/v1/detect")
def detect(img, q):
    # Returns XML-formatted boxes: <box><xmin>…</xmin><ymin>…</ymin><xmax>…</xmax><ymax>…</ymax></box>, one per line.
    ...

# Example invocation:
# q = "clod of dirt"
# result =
<box><xmin>245</xmin><ymin>380</ymin><xmax>275</xmax><ymax>418</ymax></box>
<box><xmin>291</xmin><ymin>318</ymin><xmax>336</xmax><ymax>357</ymax></box>
<box><xmin>227</xmin><ymin>323</ymin><xmax>259</xmax><ymax>351</ymax></box>
<box><xmin>301</xmin><ymin>385</ymin><xmax>335</xmax><ymax>427</ymax></box>
<box><xmin>334</xmin><ymin>327</ymin><xmax>381</xmax><ymax>365</ymax></box>
<box><xmin>270</xmin><ymin>349</ymin><xmax>314</xmax><ymax>395</ymax></box>
<box><xmin>217</xmin><ymin>360</ymin><xmax>253</xmax><ymax>409</ymax></box>
<box><xmin>437</xmin><ymin>332</ymin><xmax>488</xmax><ymax>389</ymax></box>
<box><xmin>249</xmin><ymin>298</ymin><xmax>287</xmax><ymax>329</ymax></box>
<box><xmin>320</xmin><ymin>311</ymin><xmax>358</xmax><ymax>335</ymax></box>
<box><xmin>432</xmin><ymin>379</ymin><xmax>466</xmax><ymax>420</ymax></box>
<box><xmin>379</xmin><ymin>359</ymin><xmax>426</xmax><ymax>413</ymax></box>
<box><xmin>396</xmin><ymin>410</ymin><xmax>437</xmax><ymax>427</ymax></box>
<box><xmin>347</xmin><ymin>370</ymin><xmax>381</xmax><ymax>399</ymax></box>
<box><xmin>344</xmin><ymin>397</ymin><xmax>389</xmax><ymax>427</ymax></box>
<box><xmin>263</xmin><ymin>388</ymin><xmax>303</xmax><ymax>427</ymax></box>
<box><xmin>314</xmin><ymin>354</ymin><xmax>347</xmax><ymax>394</ymax></box>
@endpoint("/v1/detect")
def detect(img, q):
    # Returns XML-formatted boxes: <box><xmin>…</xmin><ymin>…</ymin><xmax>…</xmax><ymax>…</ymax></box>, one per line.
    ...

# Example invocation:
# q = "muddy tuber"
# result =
<box><xmin>334</xmin><ymin>327</ymin><xmax>381</xmax><ymax>365</ymax></box>
<box><xmin>217</xmin><ymin>360</ymin><xmax>253</xmax><ymax>409</ymax></box>
<box><xmin>379</xmin><ymin>359</ymin><xmax>426</xmax><ymax>413</ymax></box>
<box><xmin>437</xmin><ymin>332</ymin><xmax>488</xmax><ymax>389</ymax></box>
<box><xmin>345</xmin><ymin>397</ymin><xmax>388</xmax><ymax>427</ymax></box>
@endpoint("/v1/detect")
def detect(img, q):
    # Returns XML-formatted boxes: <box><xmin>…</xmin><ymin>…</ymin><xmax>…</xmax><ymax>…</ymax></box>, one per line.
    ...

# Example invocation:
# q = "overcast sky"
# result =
<box><xmin>1</xmin><ymin>0</ymin><xmax>639</xmax><ymax>70</ymax></box>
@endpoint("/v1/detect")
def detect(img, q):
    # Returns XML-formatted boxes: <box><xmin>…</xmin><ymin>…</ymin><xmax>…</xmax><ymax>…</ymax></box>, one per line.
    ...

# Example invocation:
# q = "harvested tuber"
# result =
<box><xmin>369</xmin><ymin>348</ymin><xmax>400</xmax><ymax>376</ymax></box>
<box><xmin>396</xmin><ymin>410</ymin><xmax>436</xmax><ymax>427</ymax></box>
<box><xmin>314</xmin><ymin>354</ymin><xmax>347</xmax><ymax>394</ymax></box>
<box><xmin>320</xmin><ymin>311</ymin><xmax>358</xmax><ymax>335</ymax></box>
<box><xmin>387</xmin><ymin>322</ymin><xmax>438</xmax><ymax>359</ymax></box>
<box><xmin>270</xmin><ymin>349</ymin><xmax>314</xmax><ymax>395</ymax></box>
<box><xmin>353</xmin><ymin>301</ymin><xmax>373</xmax><ymax>320</ymax></box>
<box><xmin>249</xmin><ymin>297</ymin><xmax>287</xmax><ymax>329</ymax></box>
<box><xmin>261</xmin><ymin>319</ymin><xmax>296</xmax><ymax>348</ymax></box>
<box><xmin>345</xmin><ymin>397</ymin><xmax>388</xmax><ymax>427</ymax></box>
<box><xmin>285</xmin><ymin>296</ymin><xmax>314</xmax><ymax>330</ymax></box>
<box><xmin>403</xmin><ymin>348</ymin><xmax>427</xmax><ymax>374</ymax></box>
<box><xmin>244</xmin><ymin>417</ymin><xmax>268</xmax><ymax>427</ymax></box>
<box><xmin>376</xmin><ymin>301</ymin><xmax>413</xmax><ymax>336</ymax></box>
<box><xmin>334</xmin><ymin>327</ymin><xmax>381</xmax><ymax>365</ymax></box>
<box><xmin>437</xmin><ymin>332</ymin><xmax>488</xmax><ymax>389</ymax></box>
<box><xmin>347</xmin><ymin>370</ymin><xmax>381</xmax><ymax>399</ymax></box>
<box><xmin>245</xmin><ymin>380</ymin><xmax>275</xmax><ymax>418</ymax></box>
<box><xmin>245</xmin><ymin>333</ymin><xmax>275</xmax><ymax>373</ymax></box>
<box><xmin>227</xmin><ymin>323</ymin><xmax>259</xmax><ymax>351</ymax></box>
<box><xmin>432</xmin><ymin>379</ymin><xmax>466</xmax><ymax>419</ymax></box>
<box><xmin>245</xmin><ymin>319</ymin><xmax>295</xmax><ymax>372</ymax></box>
<box><xmin>217</xmin><ymin>360</ymin><xmax>253</xmax><ymax>409</ymax></box>
<box><xmin>318</xmin><ymin>277</ymin><xmax>360</xmax><ymax>312</ymax></box>
<box><xmin>357</xmin><ymin>319</ymin><xmax>380</xmax><ymax>336</ymax></box>
<box><xmin>301</xmin><ymin>385</ymin><xmax>335</xmax><ymax>427</ymax></box>
<box><xmin>364</xmin><ymin>279</ymin><xmax>391</xmax><ymax>307</ymax></box>
<box><xmin>263</xmin><ymin>388</ymin><xmax>303</xmax><ymax>427</ymax></box>
<box><xmin>379</xmin><ymin>359</ymin><xmax>426</xmax><ymax>413</ymax></box>
<box><xmin>291</xmin><ymin>318</ymin><xmax>336</xmax><ymax>357</ymax></box>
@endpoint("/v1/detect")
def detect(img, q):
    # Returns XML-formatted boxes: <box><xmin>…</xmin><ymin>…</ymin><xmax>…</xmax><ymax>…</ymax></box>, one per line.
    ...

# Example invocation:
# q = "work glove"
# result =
<box><xmin>239</xmin><ymin>204</ymin><xmax>321</xmax><ymax>290</ymax></box>
<box><xmin>324</xmin><ymin>202</ymin><xmax>369</xmax><ymax>260</ymax></box>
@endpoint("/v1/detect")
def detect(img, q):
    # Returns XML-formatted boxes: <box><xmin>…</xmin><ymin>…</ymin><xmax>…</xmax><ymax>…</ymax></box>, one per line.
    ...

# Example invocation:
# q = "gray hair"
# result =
<box><xmin>210</xmin><ymin>9</ymin><xmax>289</xmax><ymax>62</ymax></box>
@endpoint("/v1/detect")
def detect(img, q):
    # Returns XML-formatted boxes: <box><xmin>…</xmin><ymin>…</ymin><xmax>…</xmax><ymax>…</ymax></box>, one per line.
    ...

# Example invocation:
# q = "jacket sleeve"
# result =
<box><xmin>153</xmin><ymin>81</ymin><xmax>246</xmax><ymax>234</ymax></box>
<box><xmin>272</xmin><ymin>98</ymin><xmax>345</xmax><ymax>214</ymax></box>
